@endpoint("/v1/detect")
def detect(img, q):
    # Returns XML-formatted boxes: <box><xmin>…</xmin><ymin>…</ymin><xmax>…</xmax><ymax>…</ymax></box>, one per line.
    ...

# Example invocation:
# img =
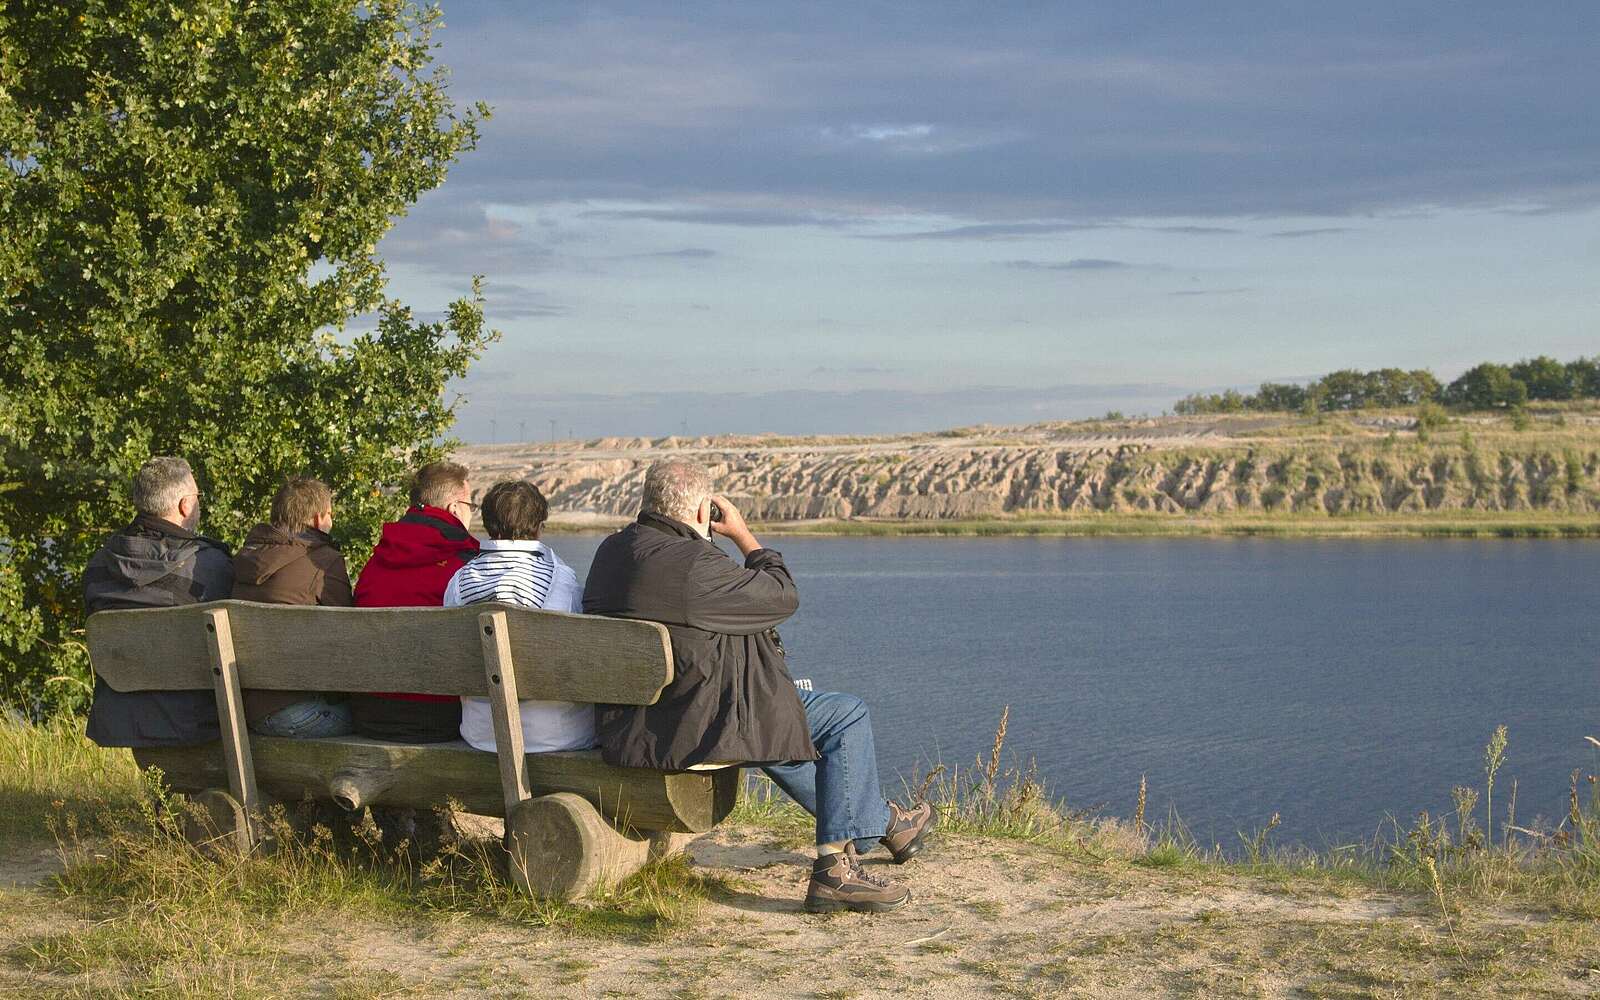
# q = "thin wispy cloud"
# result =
<box><xmin>865</xmin><ymin>222</ymin><xmax>1107</xmax><ymax>241</ymax></box>
<box><xmin>1004</xmin><ymin>259</ymin><xmax>1138</xmax><ymax>271</ymax></box>
<box><xmin>1269</xmin><ymin>227</ymin><xmax>1354</xmax><ymax>238</ymax></box>
<box><xmin>1169</xmin><ymin>287</ymin><xmax>1252</xmax><ymax>297</ymax></box>
<box><xmin>1152</xmin><ymin>225</ymin><xmax>1242</xmax><ymax>235</ymax></box>
<box><xmin>626</xmin><ymin>247</ymin><xmax>719</xmax><ymax>260</ymax></box>
<box><xmin>848</xmin><ymin>124</ymin><xmax>933</xmax><ymax>142</ymax></box>
<box><xmin>580</xmin><ymin>207</ymin><xmax>848</xmax><ymax>227</ymax></box>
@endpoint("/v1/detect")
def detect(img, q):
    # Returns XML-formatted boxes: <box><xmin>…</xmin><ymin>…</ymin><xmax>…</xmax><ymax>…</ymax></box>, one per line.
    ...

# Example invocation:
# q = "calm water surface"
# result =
<box><xmin>549</xmin><ymin>533</ymin><xmax>1600</xmax><ymax>848</ymax></box>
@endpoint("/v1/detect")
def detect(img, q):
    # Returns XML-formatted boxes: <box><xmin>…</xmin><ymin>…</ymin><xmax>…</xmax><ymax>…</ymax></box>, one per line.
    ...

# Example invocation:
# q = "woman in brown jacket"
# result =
<box><xmin>232</xmin><ymin>477</ymin><xmax>355</xmax><ymax>738</ymax></box>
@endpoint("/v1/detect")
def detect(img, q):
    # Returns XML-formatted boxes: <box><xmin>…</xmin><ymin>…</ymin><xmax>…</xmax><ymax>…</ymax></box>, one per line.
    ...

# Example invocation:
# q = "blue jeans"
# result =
<box><xmin>761</xmin><ymin>689</ymin><xmax>891</xmax><ymax>854</ymax></box>
<box><xmin>251</xmin><ymin>697</ymin><xmax>353</xmax><ymax>739</ymax></box>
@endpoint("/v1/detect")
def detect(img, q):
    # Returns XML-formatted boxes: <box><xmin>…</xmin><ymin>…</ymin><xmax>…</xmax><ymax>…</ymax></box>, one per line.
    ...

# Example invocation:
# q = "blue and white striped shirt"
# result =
<box><xmin>443</xmin><ymin>539</ymin><xmax>593</xmax><ymax>753</ymax></box>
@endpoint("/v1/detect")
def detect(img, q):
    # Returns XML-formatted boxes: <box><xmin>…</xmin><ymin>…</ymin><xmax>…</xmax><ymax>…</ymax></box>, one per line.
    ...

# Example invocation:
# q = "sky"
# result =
<box><xmin>377</xmin><ymin>1</ymin><xmax>1600</xmax><ymax>441</ymax></box>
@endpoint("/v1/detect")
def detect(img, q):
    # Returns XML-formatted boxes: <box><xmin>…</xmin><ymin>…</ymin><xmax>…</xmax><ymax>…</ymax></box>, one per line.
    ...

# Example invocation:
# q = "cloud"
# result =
<box><xmin>1004</xmin><ymin>258</ymin><xmax>1138</xmax><ymax>271</ymax></box>
<box><xmin>462</xmin><ymin>280</ymin><xmax>565</xmax><ymax>321</ymax></box>
<box><xmin>1151</xmin><ymin>225</ymin><xmax>1242</xmax><ymax>235</ymax></box>
<box><xmin>1268</xmin><ymin>227</ymin><xmax>1353</xmax><ymax>238</ymax></box>
<box><xmin>848</xmin><ymin>124</ymin><xmax>934</xmax><ymax>142</ymax></box>
<box><xmin>864</xmin><ymin>221</ymin><xmax>1106</xmax><ymax>241</ymax></box>
<box><xmin>628</xmin><ymin>247</ymin><xmax>719</xmax><ymax>259</ymax></box>
<box><xmin>1169</xmin><ymin>287</ymin><xmax>1252</xmax><ymax>297</ymax></box>
<box><xmin>382</xmin><ymin>199</ymin><xmax>552</xmax><ymax>273</ymax></box>
<box><xmin>580</xmin><ymin>207</ymin><xmax>847</xmax><ymax>227</ymax></box>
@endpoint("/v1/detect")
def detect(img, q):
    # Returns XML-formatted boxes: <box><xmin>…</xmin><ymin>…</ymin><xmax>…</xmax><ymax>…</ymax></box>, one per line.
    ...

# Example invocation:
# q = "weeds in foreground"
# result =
<box><xmin>883</xmin><ymin>712</ymin><xmax>1600</xmax><ymax>922</ymax></box>
<box><xmin>0</xmin><ymin>713</ymin><xmax>144</xmax><ymax>841</ymax></box>
<box><xmin>39</xmin><ymin>778</ymin><xmax>722</xmax><ymax>945</ymax></box>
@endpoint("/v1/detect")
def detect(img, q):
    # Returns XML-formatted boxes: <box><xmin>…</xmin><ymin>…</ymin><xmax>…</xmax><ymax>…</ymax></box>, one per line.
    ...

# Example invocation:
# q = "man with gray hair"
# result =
<box><xmin>585</xmin><ymin>459</ymin><xmax>935</xmax><ymax>913</ymax></box>
<box><xmin>82</xmin><ymin>456</ymin><xmax>234</xmax><ymax>746</ymax></box>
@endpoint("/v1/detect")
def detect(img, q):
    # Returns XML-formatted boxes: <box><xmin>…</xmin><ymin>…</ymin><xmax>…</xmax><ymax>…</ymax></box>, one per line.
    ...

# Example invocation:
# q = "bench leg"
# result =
<box><xmin>179</xmin><ymin>788</ymin><xmax>253</xmax><ymax>857</ymax></box>
<box><xmin>504</xmin><ymin>792</ymin><xmax>652</xmax><ymax>900</ymax></box>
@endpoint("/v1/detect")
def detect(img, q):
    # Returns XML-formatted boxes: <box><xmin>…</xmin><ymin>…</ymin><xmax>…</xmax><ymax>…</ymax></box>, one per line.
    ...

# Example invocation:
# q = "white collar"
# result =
<box><xmin>478</xmin><ymin>538</ymin><xmax>548</xmax><ymax>553</ymax></box>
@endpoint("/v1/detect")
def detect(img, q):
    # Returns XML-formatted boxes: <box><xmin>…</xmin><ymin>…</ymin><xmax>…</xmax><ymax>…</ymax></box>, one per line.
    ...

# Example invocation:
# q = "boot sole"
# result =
<box><xmin>804</xmin><ymin>892</ymin><xmax>912</xmax><ymax>914</ymax></box>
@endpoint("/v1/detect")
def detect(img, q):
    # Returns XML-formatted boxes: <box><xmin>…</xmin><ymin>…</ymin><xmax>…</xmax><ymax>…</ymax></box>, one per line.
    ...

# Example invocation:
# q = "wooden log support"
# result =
<box><xmin>203</xmin><ymin>608</ymin><xmax>260</xmax><ymax>846</ymax></box>
<box><xmin>179</xmin><ymin>787</ymin><xmax>251</xmax><ymax>856</ymax></box>
<box><xmin>646</xmin><ymin>830</ymin><xmax>697</xmax><ymax>862</ymax></box>
<box><xmin>505</xmin><ymin>792</ymin><xmax>653</xmax><ymax>900</ymax></box>
<box><xmin>134</xmin><ymin>740</ymin><xmax>741</xmax><ymax>834</ymax></box>
<box><xmin>479</xmin><ymin>610</ymin><xmax>532</xmax><ymax>815</ymax></box>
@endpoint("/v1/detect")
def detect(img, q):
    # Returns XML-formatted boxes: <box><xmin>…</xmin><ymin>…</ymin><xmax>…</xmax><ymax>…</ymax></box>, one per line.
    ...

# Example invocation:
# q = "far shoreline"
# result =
<box><xmin>542</xmin><ymin>512</ymin><xmax>1600</xmax><ymax>540</ymax></box>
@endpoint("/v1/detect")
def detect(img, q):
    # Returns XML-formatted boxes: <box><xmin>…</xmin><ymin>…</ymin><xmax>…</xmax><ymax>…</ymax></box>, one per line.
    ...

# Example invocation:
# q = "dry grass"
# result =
<box><xmin>0</xmin><ymin>714</ymin><xmax>144</xmax><ymax>841</ymax></box>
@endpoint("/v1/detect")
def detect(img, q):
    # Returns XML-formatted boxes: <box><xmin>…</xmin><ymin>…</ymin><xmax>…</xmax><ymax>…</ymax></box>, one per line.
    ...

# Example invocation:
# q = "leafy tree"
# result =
<box><xmin>1509</xmin><ymin>356</ymin><xmax>1574</xmax><ymax>401</ymax></box>
<box><xmin>1566</xmin><ymin>357</ymin><xmax>1600</xmax><ymax>398</ymax></box>
<box><xmin>0</xmin><ymin>1</ymin><xmax>495</xmax><ymax>714</ymax></box>
<box><xmin>1444</xmin><ymin>364</ymin><xmax>1528</xmax><ymax>409</ymax></box>
<box><xmin>1316</xmin><ymin>369</ymin><xmax>1369</xmax><ymax>410</ymax></box>
<box><xmin>1253</xmin><ymin>382</ymin><xmax>1307</xmax><ymax>412</ymax></box>
<box><xmin>1407</xmin><ymin>369</ymin><xmax>1443</xmax><ymax>405</ymax></box>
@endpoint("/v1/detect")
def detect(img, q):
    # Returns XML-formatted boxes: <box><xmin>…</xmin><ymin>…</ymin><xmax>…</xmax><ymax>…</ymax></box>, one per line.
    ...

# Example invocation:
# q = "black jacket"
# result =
<box><xmin>582</xmin><ymin>512</ymin><xmax>818</xmax><ymax>770</ymax></box>
<box><xmin>82</xmin><ymin>513</ymin><xmax>234</xmax><ymax>747</ymax></box>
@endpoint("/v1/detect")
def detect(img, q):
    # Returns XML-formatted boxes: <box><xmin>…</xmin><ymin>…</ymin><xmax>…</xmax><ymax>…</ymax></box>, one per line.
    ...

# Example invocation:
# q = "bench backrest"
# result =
<box><xmin>87</xmin><ymin>601</ymin><xmax>673</xmax><ymax>705</ymax></box>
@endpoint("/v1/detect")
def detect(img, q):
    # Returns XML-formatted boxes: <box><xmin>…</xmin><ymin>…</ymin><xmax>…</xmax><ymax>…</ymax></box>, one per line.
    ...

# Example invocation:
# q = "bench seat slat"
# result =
<box><xmin>88</xmin><ymin>601</ymin><xmax>673</xmax><ymax>705</ymax></box>
<box><xmin>134</xmin><ymin>737</ymin><xmax>740</xmax><ymax>834</ymax></box>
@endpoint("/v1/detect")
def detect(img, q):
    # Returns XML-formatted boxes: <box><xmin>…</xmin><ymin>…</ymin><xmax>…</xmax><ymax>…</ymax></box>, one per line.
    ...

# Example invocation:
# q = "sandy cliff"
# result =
<box><xmin>455</xmin><ymin>413</ymin><xmax>1600</xmax><ymax>523</ymax></box>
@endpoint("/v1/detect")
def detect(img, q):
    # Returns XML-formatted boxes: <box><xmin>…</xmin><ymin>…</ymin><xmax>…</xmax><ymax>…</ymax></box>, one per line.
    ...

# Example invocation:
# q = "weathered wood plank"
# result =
<box><xmin>479</xmin><ymin>610</ymin><xmax>531</xmax><ymax>815</ymax></box>
<box><xmin>204</xmin><ymin>608</ymin><xmax>261</xmax><ymax>833</ymax></box>
<box><xmin>134</xmin><ymin>738</ymin><xmax>740</xmax><ymax>834</ymax></box>
<box><xmin>88</xmin><ymin>601</ymin><xmax>673</xmax><ymax>705</ymax></box>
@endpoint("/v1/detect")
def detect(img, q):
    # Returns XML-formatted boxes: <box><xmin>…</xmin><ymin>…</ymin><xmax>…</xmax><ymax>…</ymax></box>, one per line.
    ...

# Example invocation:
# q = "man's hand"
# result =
<box><xmin>709</xmin><ymin>494</ymin><xmax>762</xmax><ymax>556</ymax></box>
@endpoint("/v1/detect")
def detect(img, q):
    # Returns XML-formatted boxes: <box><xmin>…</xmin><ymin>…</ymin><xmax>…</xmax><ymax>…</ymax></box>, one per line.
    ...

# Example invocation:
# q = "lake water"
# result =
<box><xmin>548</xmin><ymin>533</ymin><xmax>1600</xmax><ymax>850</ymax></box>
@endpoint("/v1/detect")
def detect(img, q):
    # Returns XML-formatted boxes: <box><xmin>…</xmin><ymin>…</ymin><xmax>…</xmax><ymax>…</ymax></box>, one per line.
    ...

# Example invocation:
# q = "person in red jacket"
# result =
<box><xmin>350</xmin><ymin>461</ymin><xmax>481</xmax><ymax>741</ymax></box>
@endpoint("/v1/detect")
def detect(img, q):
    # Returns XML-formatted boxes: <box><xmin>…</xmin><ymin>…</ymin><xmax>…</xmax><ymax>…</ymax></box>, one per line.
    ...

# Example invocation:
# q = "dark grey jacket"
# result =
<box><xmin>83</xmin><ymin>513</ymin><xmax>234</xmax><ymax>747</ymax></box>
<box><xmin>582</xmin><ymin>512</ymin><xmax>818</xmax><ymax>770</ymax></box>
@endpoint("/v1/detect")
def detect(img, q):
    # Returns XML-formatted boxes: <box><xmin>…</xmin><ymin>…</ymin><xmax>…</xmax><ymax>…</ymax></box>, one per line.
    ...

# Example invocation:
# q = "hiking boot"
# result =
<box><xmin>804</xmin><ymin>850</ymin><xmax>912</xmax><ymax>913</ymax></box>
<box><xmin>880</xmin><ymin>799</ymin><xmax>937</xmax><ymax>863</ymax></box>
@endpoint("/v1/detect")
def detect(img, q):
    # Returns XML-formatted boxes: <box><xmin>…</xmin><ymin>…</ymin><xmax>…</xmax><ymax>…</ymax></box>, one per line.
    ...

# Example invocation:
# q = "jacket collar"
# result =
<box><xmin>399</xmin><ymin>504</ymin><xmax>471</xmax><ymax>541</ymax></box>
<box><xmin>130</xmin><ymin>512</ymin><xmax>231</xmax><ymax>554</ymax></box>
<box><xmin>638</xmin><ymin>510</ymin><xmax>709</xmax><ymax>541</ymax></box>
<box><xmin>478</xmin><ymin>538</ymin><xmax>547</xmax><ymax>553</ymax></box>
<box><xmin>133</xmin><ymin>511</ymin><xmax>197</xmax><ymax>540</ymax></box>
<box><xmin>297</xmin><ymin>527</ymin><xmax>338</xmax><ymax>549</ymax></box>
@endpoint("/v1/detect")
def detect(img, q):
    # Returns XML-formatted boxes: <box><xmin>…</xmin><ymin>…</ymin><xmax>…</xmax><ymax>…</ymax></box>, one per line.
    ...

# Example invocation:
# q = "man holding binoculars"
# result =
<box><xmin>583</xmin><ymin>459</ymin><xmax>936</xmax><ymax>913</ymax></box>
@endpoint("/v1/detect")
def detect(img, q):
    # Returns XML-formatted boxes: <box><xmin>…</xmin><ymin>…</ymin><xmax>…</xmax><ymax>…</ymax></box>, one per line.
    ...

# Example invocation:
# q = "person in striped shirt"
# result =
<box><xmin>443</xmin><ymin>480</ymin><xmax>595</xmax><ymax>753</ymax></box>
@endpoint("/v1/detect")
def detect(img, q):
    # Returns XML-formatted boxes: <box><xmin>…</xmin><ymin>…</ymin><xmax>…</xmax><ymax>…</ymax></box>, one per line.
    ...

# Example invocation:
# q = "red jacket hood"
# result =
<box><xmin>354</xmin><ymin>505</ymin><xmax>480</xmax><ymax>608</ymax></box>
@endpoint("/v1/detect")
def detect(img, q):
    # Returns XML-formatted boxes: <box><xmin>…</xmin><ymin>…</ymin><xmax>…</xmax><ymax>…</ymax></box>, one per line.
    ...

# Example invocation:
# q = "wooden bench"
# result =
<box><xmin>86</xmin><ymin>600</ymin><xmax>740</xmax><ymax>899</ymax></box>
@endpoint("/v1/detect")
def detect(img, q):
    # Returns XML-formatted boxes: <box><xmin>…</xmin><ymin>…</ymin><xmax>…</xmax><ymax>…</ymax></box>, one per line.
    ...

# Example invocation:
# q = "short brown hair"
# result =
<box><xmin>481</xmin><ymin>481</ymin><xmax>548</xmax><ymax>540</ymax></box>
<box><xmin>410</xmin><ymin>461</ymin><xmax>470</xmax><ymax>508</ymax></box>
<box><xmin>270</xmin><ymin>477</ymin><xmax>333</xmax><ymax>534</ymax></box>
